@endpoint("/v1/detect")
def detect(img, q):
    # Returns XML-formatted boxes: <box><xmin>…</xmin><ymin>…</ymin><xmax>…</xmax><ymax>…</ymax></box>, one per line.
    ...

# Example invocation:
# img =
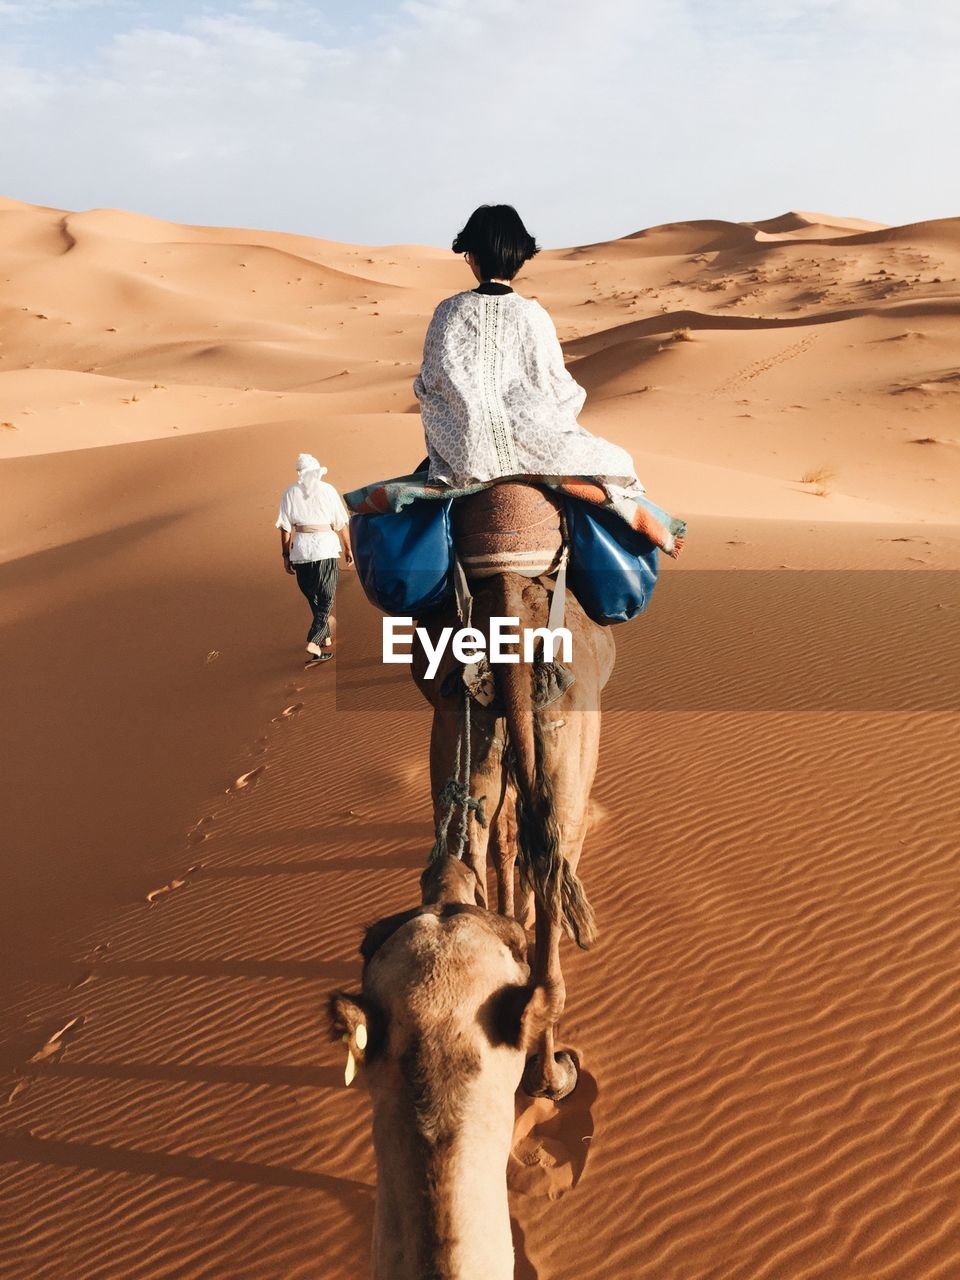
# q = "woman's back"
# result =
<box><xmin>415</xmin><ymin>285</ymin><xmax>639</xmax><ymax>491</ymax></box>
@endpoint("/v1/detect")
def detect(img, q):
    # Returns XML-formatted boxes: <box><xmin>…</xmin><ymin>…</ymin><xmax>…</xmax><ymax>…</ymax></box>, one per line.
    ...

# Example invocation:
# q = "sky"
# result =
<box><xmin>1</xmin><ymin>0</ymin><xmax>958</xmax><ymax>248</ymax></box>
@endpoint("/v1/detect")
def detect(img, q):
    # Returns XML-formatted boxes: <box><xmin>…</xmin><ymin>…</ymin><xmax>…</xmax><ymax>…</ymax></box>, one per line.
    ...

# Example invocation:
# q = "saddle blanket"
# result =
<box><xmin>344</xmin><ymin>472</ymin><xmax>686</xmax><ymax>554</ymax></box>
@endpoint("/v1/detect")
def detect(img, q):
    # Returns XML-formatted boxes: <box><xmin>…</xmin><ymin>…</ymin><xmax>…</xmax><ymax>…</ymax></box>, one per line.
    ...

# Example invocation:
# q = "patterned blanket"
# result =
<box><xmin>344</xmin><ymin>472</ymin><xmax>687</xmax><ymax>552</ymax></box>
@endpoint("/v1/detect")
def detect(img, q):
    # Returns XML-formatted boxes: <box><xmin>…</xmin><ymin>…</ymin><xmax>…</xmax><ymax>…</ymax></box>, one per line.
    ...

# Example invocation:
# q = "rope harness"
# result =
<box><xmin>429</xmin><ymin>557</ymin><xmax>486</xmax><ymax>863</ymax></box>
<box><xmin>428</xmin><ymin>549</ymin><xmax>569</xmax><ymax>865</ymax></box>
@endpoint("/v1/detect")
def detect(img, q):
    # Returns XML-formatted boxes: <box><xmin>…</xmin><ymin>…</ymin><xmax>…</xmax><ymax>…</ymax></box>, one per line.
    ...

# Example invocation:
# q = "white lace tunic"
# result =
<box><xmin>413</xmin><ymin>290</ymin><xmax>643</xmax><ymax>493</ymax></box>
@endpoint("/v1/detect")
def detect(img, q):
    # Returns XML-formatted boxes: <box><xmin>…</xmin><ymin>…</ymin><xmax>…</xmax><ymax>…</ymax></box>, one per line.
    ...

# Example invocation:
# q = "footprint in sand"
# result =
<box><xmin>187</xmin><ymin>816</ymin><xmax>215</xmax><ymax>843</ymax></box>
<box><xmin>8</xmin><ymin>1015</ymin><xmax>88</xmax><ymax>1103</ymax></box>
<box><xmin>146</xmin><ymin>865</ymin><xmax>200</xmax><ymax>904</ymax></box>
<box><xmin>6</xmin><ymin>1078</ymin><xmax>31</xmax><ymax>1104</ymax></box>
<box><xmin>272</xmin><ymin>702</ymin><xmax>303</xmax><ymax>723</ymax></box>
<box><xmin>227</xmin><ymin>766</ymin><xmax>266</xmax><ymax>793</ymax></box>
<box><xmin>508</xmin><ymin>1060</ymin><xmax>597</xmax><ymax>1201</ymax></box>
<box><xmin>29</xmin><ymin>1014</ymin><xmax>86</xmax><ymax>1065</ymax></box>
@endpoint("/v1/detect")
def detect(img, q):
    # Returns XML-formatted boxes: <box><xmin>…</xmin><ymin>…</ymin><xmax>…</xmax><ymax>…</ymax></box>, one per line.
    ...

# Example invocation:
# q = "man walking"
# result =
<box><xmin>276</xmin><ymin>453</ymin><xmax>352</xmax><ymax>666</ymax></box>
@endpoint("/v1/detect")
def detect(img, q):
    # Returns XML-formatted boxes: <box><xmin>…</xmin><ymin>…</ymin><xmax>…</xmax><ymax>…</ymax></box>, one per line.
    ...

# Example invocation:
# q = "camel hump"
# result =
<box><xmin>452</xmin><ymin>482</ymin><xmax>563</xmax><ymax>579</ymax></box>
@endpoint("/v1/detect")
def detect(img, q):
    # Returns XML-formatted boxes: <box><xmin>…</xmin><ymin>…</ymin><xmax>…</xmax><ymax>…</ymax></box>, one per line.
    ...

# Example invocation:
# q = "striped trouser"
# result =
<box><xmin>293</xmin><ymin>558</ymin><xmax>339</xmax><ymax>647</ymax></box>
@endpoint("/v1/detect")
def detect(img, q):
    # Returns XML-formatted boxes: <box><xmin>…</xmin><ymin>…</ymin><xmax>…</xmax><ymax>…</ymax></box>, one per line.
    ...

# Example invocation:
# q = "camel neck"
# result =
<box><xmin>371</xmin><ymin>1108</ymin><xmax>515</xmax><ymax>1280</ymax></box>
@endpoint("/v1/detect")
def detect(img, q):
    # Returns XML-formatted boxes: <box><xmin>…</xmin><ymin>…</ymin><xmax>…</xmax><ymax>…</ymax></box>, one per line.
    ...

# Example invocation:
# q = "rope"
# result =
<box><xmin>428</xmin><ymin>559</ymin><xmax>487</xmax><ymax>863</ymax></box>
<box><xmin>428</xmin><ymin>518</ymin><xmax>566</xmax><ymax>867</ymax></box>
<box><xmin>428</xmin><ymin>687</ymin><xmax>487</xmax><ymax>863</ymax></box>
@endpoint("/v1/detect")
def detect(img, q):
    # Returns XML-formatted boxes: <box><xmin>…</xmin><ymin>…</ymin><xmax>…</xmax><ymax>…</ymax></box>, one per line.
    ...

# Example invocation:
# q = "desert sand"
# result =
<box><xmin>1</xmin><ymin>195</ymin><xmax>959</xmax><ymax>1278</ymax></box>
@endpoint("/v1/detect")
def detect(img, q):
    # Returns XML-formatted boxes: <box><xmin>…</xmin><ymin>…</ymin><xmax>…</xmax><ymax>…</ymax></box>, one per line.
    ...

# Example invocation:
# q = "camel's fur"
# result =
<box><xmin>411</xmin><ymin>568</ymin><xmax>615</xmax><ymax>1098</ymax></box>
<box><xmin>328</xmin><ymin>857</ymin><xmax>551</xmax><ymax>1280</ymax></box>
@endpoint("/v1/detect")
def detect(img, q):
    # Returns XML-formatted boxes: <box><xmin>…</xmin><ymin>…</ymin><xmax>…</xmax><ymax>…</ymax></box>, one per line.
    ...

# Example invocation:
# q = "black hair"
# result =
<box><xmin>452</xmin><ymin>204</ymin><xmax>540</xmax><ymax>281</ymax></box>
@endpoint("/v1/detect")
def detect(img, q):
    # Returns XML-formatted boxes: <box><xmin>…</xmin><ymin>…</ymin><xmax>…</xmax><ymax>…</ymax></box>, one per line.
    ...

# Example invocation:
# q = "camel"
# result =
<box><xmin>328</xmin><ymin>855</ymin><xmax>552</xmax><ymax>1280</ymax></box>
<box><xmin>411</xmin><ymin>483</ymin><xmax>617</xmax><ymax>1101</ymax></box>
<box><xmin>327</xmin><ymin>485</ymin><xmax>616</xmax><ymax>1274</ymax></box>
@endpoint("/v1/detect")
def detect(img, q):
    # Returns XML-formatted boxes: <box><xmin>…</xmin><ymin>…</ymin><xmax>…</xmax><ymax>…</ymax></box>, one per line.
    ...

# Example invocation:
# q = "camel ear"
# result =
<box><xmin>485</xmin><ymin>983</ymin><xmax>551</xmax><ymax>1050</ymax></box>
<box><xmin>327</xmin><ymin>990</ymin><xmax>366</xmax><ymax>1042</ymax></box>
<box><xmin>327</xmin><ymin>991</ymin><xmax>381</xmax><ymax>1083</ymax></box>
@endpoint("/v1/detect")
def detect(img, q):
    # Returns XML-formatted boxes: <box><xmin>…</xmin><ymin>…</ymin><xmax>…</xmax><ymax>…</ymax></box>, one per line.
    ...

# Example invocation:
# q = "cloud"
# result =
<box><xmin>0</xmin><ymin>0</ymin><xmax>135</xmax><ymax>17</ymax></box>
<box><xmin>0</xmin><ymin>0</ymin><xmax>957</xmax><ymax>245</ymax></box>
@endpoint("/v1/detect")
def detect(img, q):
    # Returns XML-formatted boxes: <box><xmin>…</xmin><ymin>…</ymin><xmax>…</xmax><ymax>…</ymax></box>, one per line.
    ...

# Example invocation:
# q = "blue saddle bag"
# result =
<box><xmin>350</xmin><ymin>500</ymin><xmax>455</xmax><ymax>616</ymax></box>
<box><xmin>564</xmin><ymin>498</ymin><xmax>660</xmax><ymax>625</ymax></box>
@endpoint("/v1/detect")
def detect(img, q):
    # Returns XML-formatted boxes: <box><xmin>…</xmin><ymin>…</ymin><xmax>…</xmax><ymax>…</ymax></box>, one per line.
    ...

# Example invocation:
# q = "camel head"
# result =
<box><xmin>328</xmin><ymin>855</ymin><xmax>549</xmax><ymax>1280</ymax></box>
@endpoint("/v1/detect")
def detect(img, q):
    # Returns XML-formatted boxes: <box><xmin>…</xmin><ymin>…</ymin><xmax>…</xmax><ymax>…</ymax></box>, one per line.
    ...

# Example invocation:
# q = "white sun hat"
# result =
<box><xmin>296</xmin><ymin>453</ymin><xmax>327</xmax><ymax>476</ymax></box>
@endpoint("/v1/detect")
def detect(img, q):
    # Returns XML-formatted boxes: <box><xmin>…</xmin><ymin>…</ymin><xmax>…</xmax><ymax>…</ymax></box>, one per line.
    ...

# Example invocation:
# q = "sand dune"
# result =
<box><xmin>753</xmin><ymin>210</ymin><xmax>888</xmax><ymax>236</ymax></box>
<box><xmin>3</xmin><ymin>198</ymin><xmax>959</xmax><ymax>521</ymax></box>
<box><xmin>1</xmin><ymin>198</ymin><xmax>959</xmax><ymax>1279</ymax></box>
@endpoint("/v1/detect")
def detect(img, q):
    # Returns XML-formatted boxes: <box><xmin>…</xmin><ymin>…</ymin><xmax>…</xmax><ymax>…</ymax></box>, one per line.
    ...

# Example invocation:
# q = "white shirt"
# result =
<box><xmin>413</xmin><ymin>289</ymin><xmax>643</xmax><ymax>492</ymax></box>
<box><xmin>276</xmin><ymin>477</ymin><xmax>348</xmax><ymax>563</ymax></box>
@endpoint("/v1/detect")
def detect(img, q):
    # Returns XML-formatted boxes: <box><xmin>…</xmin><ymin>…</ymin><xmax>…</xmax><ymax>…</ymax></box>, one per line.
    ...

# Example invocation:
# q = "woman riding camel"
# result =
<box><xmin>413</xmin><ymin>203</ymin><xmax>684</xmax><ymax>560</ymax></box>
